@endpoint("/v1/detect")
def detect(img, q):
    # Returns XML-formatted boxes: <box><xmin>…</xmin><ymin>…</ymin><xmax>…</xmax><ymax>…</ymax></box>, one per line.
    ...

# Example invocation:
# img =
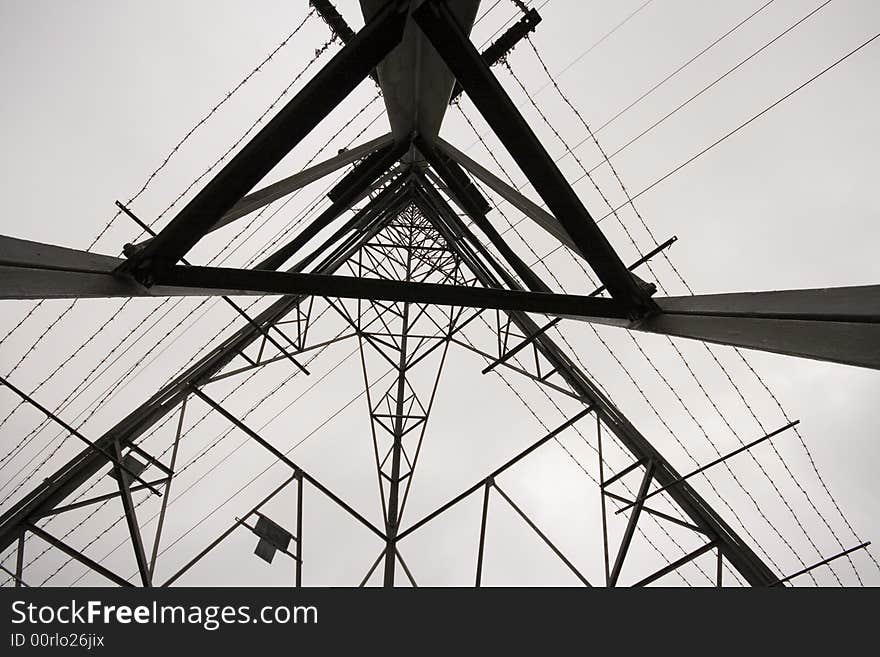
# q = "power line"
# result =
<box><xmin>590</xmin><ymin>0</ymin><xmax>778</xmax><ymax>136</ymax></box>
<box><xmin>0</xmin><ymin>87</ymin><xmax>380</xmax><ymax>490</ymax></box>
<box><xmin>501</xmin><ymin>28</ymin><xmax>880</xmax><ymax>582</ymax></box>
<box><xmin>590</xmin><ymin>29</ymin><xmax>880</xmax><ymax>223</ymax></box>
<box><xmin>455</xmin><ymin>106</ymin><xmax>787</xmax><ymax>580</ymax></box>
<box><xmin>537</xmin><ymin>0</ymin><xmax>656</xmax><ymax>86</ymax></box>
<box><xmin>475</xmin><ymin>35</ymin><xmax>865</xmax><ymax>581</ymax></box>
<box><xmin>566</xmin><ymin>0</ymin><xmax>834</xmax><ymax>178</ymax></box>
<box><xmin>0</xmin><ymin>9</ymin><xmax>318</xmax><ymax>354</ymax></box>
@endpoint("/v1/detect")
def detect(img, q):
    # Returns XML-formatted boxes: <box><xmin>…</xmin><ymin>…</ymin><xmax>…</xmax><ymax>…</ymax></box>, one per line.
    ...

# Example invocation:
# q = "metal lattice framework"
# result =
<box><xmin>0</xmin><ymin>0</ymin><xmax>876</xmax><ymax>587</ymax></box>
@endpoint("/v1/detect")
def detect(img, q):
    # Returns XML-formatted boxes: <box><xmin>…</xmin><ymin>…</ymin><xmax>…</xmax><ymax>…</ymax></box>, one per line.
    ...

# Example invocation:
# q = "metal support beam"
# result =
<box><xmin>416</xmin><ymin>141</ymin><xmax>552</xmax><ymax>293</ymax></box>
<box><xmin>614</xmin><ymin>420</ymin><xmax>800</xmax><ymax>513</ymax></box>
<box><xmin>449</xmin><ymin>8</ymin><xmax>542</xmax><ymax>103</ymax></box>
<box><xmin>153</xmin><ymin>264</ymin><xmax>627</xmax><ymax>318</ymax></box>
<box><xmin>295</xmin><ymin>473</ymin><xmax>304</xmax><ymax>587</ymax></box>
<box><xmin>210</xmin><ymin>133</ymin><xmax>393</xmax><ymax>232</ymax></box>
<box><xmin>397</xmin><ymin>407</ymin><xmax>593</xmax><ymax>542</ymax></box>
<box><xmin>113</xmin><ymin>441</ymin><xmax>152</xmax><ymax>587</ymax></box>
<box><xmin>493</xmin><ymin>482</ymin><xmax>592</xmax><ymax>586</ymax></box>
<box><xmin>15</xmin><ymin>534</ymin><xmax>24</xmax><ymax>588</ymax></box>
<box><xmin>26</xmin><ymin>524</ymin><xmax>133</xmax><ymax>587</ymax></box>
<box><xmin>482</xmin><ymin>317</ymin><xmax>562</xmax><ymax>374</ymax></box>
<box><xmin>162</xmin><ymin>476</ymin><xmax>295</xmax><ymax>587</ymax></box>
<box><xmin>475</xmin><ymin>481</ymin><xmax>490</xmax><ymax>587</ymax></box>
<box><xmin>630</xmin><ymin>286</ymin><xmax>880</xmax><ymax>370</ymax></box>
<box><xmin>0</xmin><ymin>373</ymin><xmax>161</xmax><ymax>495</ymax></box>
<box><xmin>122</xmin><ymin>0</ymin><xmax>409</xmax><ymax>279</ymax></box>
<box><xmin>360</xmin><ymin>0</ymin><xmax>479</xmax><ymax>145</ymax></box>
<box><xmin>632</xmin><ymin>540</ymin><xmax>719</xmax><ymax>587</ymax></box>
<box><xmin>256</xmin><ymin>146</ymin><xmax>409</xmax><ymax>271</ymax></box>
<box><xmin>609</xmin><ymin>460</ymin><xmax>655</xmax><ymax>586</ymax></box>
<box><xmin>436</xmin><ymin>137</ymin><xmax>577</xmax><ymax>253</ymax></box>
<box><xmin>0</xmin><ymin>201</ymin><xmax>384</xmax><ymax>555</ymax></box>
<box><xmin>412</xmin><ymin>0</ymin><xmax>653</xmax><ymax>312</ymax></box>
<box><xmin>191</xmin><ymin>387</ymin><xmax>386</xmax><ymax>541</ymax></box>
<box><xmin>117</xmin><ymin>202</ymin><xmax>309</xmax><ymax>376</ymax></box>
<box><xmin>433</xmin><ymin>207</ymin><xmax>779</xmax><ymax>585</ymax></box>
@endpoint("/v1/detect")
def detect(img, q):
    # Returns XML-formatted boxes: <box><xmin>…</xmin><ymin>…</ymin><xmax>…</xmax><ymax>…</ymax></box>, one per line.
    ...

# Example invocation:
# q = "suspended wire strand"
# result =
<box><xmin>493</xmin><ymin>42</ymin><xmax>860</xmax><ymax>582</ymax></box>
<box><xmin>0</xmin><ymin>70</ymin><xmax>380</xmax><ymax>493</ymax></box>
<box><xmin>0</xmin><ymin>10</ymin><xmax>317</xmax><ymax>353</ymax></box>
<box><xmin>490</xmin><ymin>28</ymin><xmax>880</xmax><ymax>582</ymax></box>
<box><xmin>563</xmin><ymin>0</ymin><xmax>834</xmax><ymax>176</ymax></box>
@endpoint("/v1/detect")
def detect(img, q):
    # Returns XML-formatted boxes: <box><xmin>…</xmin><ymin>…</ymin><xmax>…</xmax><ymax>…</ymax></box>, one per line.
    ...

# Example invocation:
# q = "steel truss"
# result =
<box><xmin>0</xmin><ymin>0</ymin><xmax>875</xmax><ymax>587</ymax></box>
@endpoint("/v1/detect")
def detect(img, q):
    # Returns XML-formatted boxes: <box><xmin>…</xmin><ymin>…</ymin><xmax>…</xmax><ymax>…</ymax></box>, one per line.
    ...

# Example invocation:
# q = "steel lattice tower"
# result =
<box><xmin>0</xmin><ymin>0</ymin><xmax>876</xmax><ymax>587</ymax></box>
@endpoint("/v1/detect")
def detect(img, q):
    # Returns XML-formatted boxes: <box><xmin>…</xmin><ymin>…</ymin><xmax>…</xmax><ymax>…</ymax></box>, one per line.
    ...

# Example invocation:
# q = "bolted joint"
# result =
<box><xmin>115</xmin><ymin>256</ymin><xmax>159</xmax><ymax>288</ymax></box>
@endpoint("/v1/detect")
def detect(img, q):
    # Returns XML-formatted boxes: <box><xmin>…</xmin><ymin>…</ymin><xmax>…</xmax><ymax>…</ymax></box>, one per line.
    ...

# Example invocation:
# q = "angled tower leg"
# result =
<box><xmin>412</xmin><ymin>0</ymin><xmax>653</xmax><ymax>312</ymax></box>
<box><xmin>417</xmin><ymin>187</ymin><xmax>780</xmax><ymax>586</ymax></box>
<box><xmin>123</xmin><ymin>0</ymin><xmax>409</xmax><ymax>281</ymax></box>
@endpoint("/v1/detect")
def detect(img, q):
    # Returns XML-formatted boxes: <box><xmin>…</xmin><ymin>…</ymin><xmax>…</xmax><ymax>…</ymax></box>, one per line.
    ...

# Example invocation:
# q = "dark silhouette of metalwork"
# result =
<box><xmin>0</xmin><ymin>0</ymin><xmax>875</xmax><ymax>587</ymax></box>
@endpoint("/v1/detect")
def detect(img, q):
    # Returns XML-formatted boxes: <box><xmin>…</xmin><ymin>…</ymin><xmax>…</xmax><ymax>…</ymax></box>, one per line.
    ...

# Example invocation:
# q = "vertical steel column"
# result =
<box><xmin>113</xmin><ymin>440</ymin><xmax>152</xmax><ymax>587</ymax></box>
<box><xmin>609</xmin><ymin>461</ymin><xmax>655</xmax><ymax>586</ymax></box>
<box><xmin>296</xmin><ymin>473</ymin><xmax>304</xmax><ymax>587</ymax></box>
<box><xmin>475</xmin><ymin>480</ymin><xmax>491</xmax><ymax>587</ymax></box>
<box><xmin>382</xmin><ymin>218</ymin><xmax>416</xmax><ymax>587</ymax></box>
<box><xmin>597</xmin><ymin>415</ymin><xmax>611</xmax><ymax>586</ymax></box>
<box><xmin>15</xmin><ymin>533</ymin><xmax>24</xmax><ymax>588</ymax></box>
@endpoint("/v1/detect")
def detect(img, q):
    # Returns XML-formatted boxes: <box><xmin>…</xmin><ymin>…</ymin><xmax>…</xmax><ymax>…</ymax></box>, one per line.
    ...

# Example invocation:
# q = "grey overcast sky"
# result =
<box><xmin>0</xmin><ymin>0</ymin><xmax>878</xmax><ymax>587</ymax></box>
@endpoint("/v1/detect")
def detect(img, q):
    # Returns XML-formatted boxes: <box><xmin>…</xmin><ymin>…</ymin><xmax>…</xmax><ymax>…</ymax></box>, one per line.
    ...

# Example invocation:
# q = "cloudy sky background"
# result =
<box><xmin>0</xmin><ymin>0</ymin><xmax>877</xmax><ymax>586</ymax></box>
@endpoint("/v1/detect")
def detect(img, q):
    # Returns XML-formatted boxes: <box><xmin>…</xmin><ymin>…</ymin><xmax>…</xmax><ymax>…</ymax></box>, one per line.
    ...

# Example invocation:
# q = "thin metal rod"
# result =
<box><xmin>359</xmin><ymin>548</ymin><xmax>387</xmax><ymax>587</ymax></box>
<box><xmin>717</xmin><ymin>548</ymin><xmax>723</xmax><ymax>587</ymax></box>
<box><xmin>588</xmin><ymin>237</ymin><xmax>678</xmax><ymax>297</ymax></box>
<box><xmin>0</xmin><ymin>375</ymin><xmax>161</xmax><ymax>496</ymax></box>
<box><xmin>395</xmin><ymin>547</ymin><xmax>418</xmax><ymax>587</ymax></box>
<box><xmin>2</xmin><ymin>562</ymin><xmax>27</xmax><ymax>587</ymax></box>
<box><xmin>615</xmin><ymin>420</ymin><xmax>799</xmax><ymax>513</ymax></box>
<box><xmin>492</xmin><ymin>483</ymin><xmax>591</xmax><ymax>586</ymax></box>
<box><xmin>771</xmin><ymin>542</ymin><xmax>872</xmax><ymax>586</ymax></box>
<box><xmin>191</xmin><ymin>387</ymin><xmax>386</xmax><ymax>541</ymax></box>
<box><xmin>26</xmin><ymin>523</ymin><xmax>132</xmax><ymax>587</ymax></box>
<box><xmin>149</xmin><ymin>397</ymin><xmax>187</xmax><ymax>578</ymax></box>
<box><xmin>162</xmin><ymin>476</ymin><xmax>295</xmax><ymax>587</ymax></box>
<box><xmin>632</xmin><ymin>540</ymin><xmax>718</xmax><ymax>587</ymax></box>
<box><xmin>602</xmin><ymin>458</ymin><xmax>645</xmax><ymax>489</ymax></box>
<box><xmin>15</xmin><ymin>533</ymin><xmax>25</xmax><ymax>588</ymax></box>
<box><xmin>603</xmin><ymin>490</ymin><xmax>708</xmax><ymax>535</ymax></box>
<box><xmin>397</xmin><ymin>407</ymin><xmax>593</xmax><ymax>541</ymax></box>
<box><xmin>296</xmin><ymin>473</ymin><xmax>303</xmax><ymax>587</ymax></box>
<box><xmin>482</xmin><ymin>317</ymin><xmax>561</xmax><ymax>374</ymax></box>
<box><xmin>609</xmin><ymin>460</ymin><xmax>655</xmax><ymax>585</ymax></box>
<box><xmin>206</xmin><ymin>333</ymin><xmax>356</xmax><ymax>383</ymax></box>
<box><xmin>117</xmin><ymin>201</ymin><xmax>310</xmax><ymax>376</ymax></box>
<box><xmin>475</xmin><ymin>480</ymin><xmax>491</xmax><ymax>587</ymax></box>
<box><xmin>597</xmin><ymin>414</ymin><xmax>610</xmax><ymax>586</ymax></box>
<box><xmin>34</xmin><ymin>479</ymin><xmax>167</xmax><ymax>518</ymax></box>
<box><xmin>113</xmin><ymin>440</ymin><xmax>152</xmax><ymax>587</ymax></box>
